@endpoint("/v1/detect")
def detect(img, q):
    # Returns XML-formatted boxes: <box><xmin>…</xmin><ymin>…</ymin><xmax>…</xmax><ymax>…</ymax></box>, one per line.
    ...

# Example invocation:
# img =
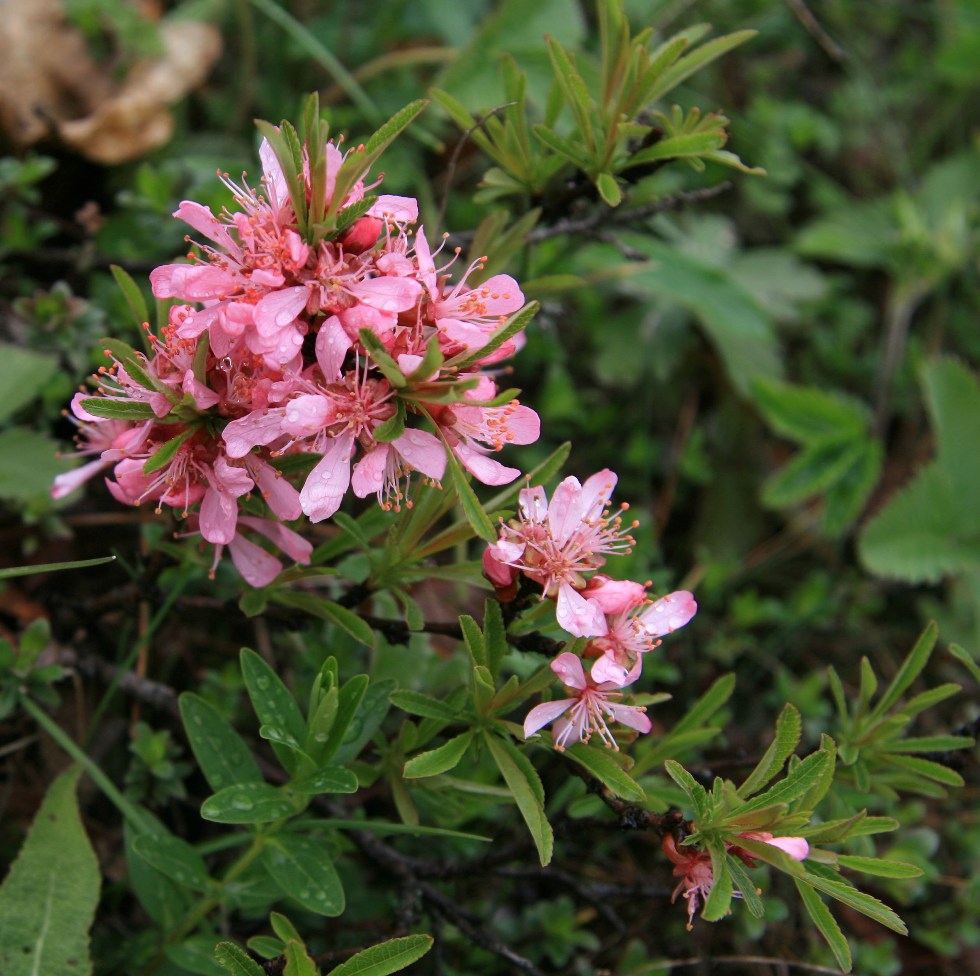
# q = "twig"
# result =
<box><xmin>785</xmin><ymin>0</ymin><xmax>848</xmax><ymax>62</ymax></box>
<box><xmin>642</xmin><ymin>955</ymin><xmax>844</xmax><ymax>975</ymax></box>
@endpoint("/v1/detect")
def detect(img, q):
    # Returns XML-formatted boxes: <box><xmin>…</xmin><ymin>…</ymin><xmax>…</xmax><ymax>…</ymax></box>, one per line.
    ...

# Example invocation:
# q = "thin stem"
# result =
<box><xmin>21</xmin><ymin>695</ymin><xmax>145</xmax><ymax>829</ymax></box>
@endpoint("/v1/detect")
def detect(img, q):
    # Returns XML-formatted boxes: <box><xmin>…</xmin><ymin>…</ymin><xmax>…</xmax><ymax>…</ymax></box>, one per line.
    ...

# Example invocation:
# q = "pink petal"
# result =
<box><xmin>550</xmin><ymin>651</ymin><xmax>587</xmax><ymax>691</ymax></box>
<box><xmin>351</xmin><ymin>276</ymin><xmax>423</xmax><ymax>313</ymax></box>
<box><xmin>254</xmin><ymin>286</ymin><xmax>309</xmax><ymax>337</ymax></box>
<box><xmin>523</xmin><ymin>698</ymin><xmax>575</xmax><ymax>739</ymax></box>
<box><xmin>368</xmin><ymin>195</ymin><xmax>419</xmax><ymax>223</ymax></box>
<box><xmin>351</xmin><ymin>444</ymin><xmax>389</xmax><ymax>498</ymax></box>
<box><xmin>394</xmin><ymin>428</ymin><xmax>446</xmax><ymax>481</ymax></box>
<box><xmin>228</xmin><ymin>533</ymin><xmax>283</xmax><ymax>587</ymax></box>
<box><xmin>250</xmin><ymin>459</ymin><xmax>302</xmax><ymax>521</ymax></box>
<box><xmin>315</xmin><ymin>317</ymin><xmax>352</xmax><ymax>382</ymax></box>
<box><xmin>300</xmin><ymin>433</ymin><xmax>353</xmax><ymax>522</ymax></box>
<box><xmin>556</xmin><ymin>582</ymin><xmax>607</xmax><ymax>639</ymax></box>
<box><xmin>640</xmin><ymin>591</ymin><xmax>697</xmax><ymax>637</ymax></box>
<box><xmin>239</xmin><ymin>515</ymin><xmax>312</xmax><ymax>564</ymax></box>
<box><xmin>606</xmin><ymin>701</ymin><xmax>652</xmax><ymax>734</ymax></box>
<box><xmin>580</xmin><ymin>576</ymin><xmax>646</xmax><ymax>614</ymax></box>
<box><xmin>453</xmin><ymin>443</ymin><xmax>519</xmax><ymax>486</ymax></box>
<box><xmin>200</xmin><ymin>485</ymin><xmax>239</xmax><ymax>545</ymax></box>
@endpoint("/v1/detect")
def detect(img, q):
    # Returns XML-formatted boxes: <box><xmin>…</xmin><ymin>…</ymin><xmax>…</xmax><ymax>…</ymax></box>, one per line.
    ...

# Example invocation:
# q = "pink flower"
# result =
<box><xmin>488</xmin><ymin>470</ymin><xmax>637</xmax><ymax>637</ymax></box>
<box><xmin>663</xmin><ymin>835</ymin><xmax>719</xmax><ymax>930</ymax></box>
<box><xmin>735</xmin><ymin>831</ymin><xmax>810</xmax><ymax>862</ymax></box>
<box><xmin>588</xmin><ymin>589</ymin><xmax>698</xmax><ymax>685</ymax></box>
<box><xmin>523</xmin><ymin>652</ymin><xmax>651</xmax><ymax>751</ymax></box>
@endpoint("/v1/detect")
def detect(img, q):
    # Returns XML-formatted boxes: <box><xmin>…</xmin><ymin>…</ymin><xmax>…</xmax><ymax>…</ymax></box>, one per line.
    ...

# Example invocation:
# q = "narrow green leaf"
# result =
<box><xmin>738</xmin><ymin>703</ymin><xmax>801</xmax><ymax>798</ymax></box>
<box><xmin>270</xmin><ymin>911</ymin><xmax>303</xmax><ymax>945</ymax></box>
<box><xmin>793</xmin><ymin>879</ymin><xmax>852</xmax><ymax>972</ymax></box>
<box><xmin>700</xmin><ymin>846</ymin><xmax>734</xmax><ymax>921</ymax></box>
<box><xmin>446</xmin><ymin>301</ymin><xmax>540</xmax><ymax>371</ymax></box>
<box><xmin>877</xmin><ymin>733</ymin><xmax>973</xmax><ymax>753</ymax></box>
<box><xmin>326</xmin><ymin>935</ymin><xmax>433</xmax><ymax>976</ymax></box>
<box><xmin>445</xmin><ymin>451</ymin><xmax>497</xmax><ymax>543</ymax></box>
<box><xmin>802</xmin><ymin>864</ymin><xmax>908</xmax><ymax>934</ymax></box>
<box><xmin>389</xmin><ymin>690</ymin><xmax>461</xmax><ymax>721</ymax></box>
<box><xmin>262</xmin><ymin>834</ymin><xmax>345</xmax><ymax>916</ymax></box>
<box><xmin>404</xmin><ymin>731</ymin><xmax>475</xmax><ymax>778</ymax></box>
<box><xmin>214</xmin><ymin>941</ymin><xmax>267</xmax><ymax>976</ymax></box>
<box><xmin>663</xmin><ymin>760</ymin><xmax>709</xmax><ymax>819</ymax></box>
<box><xmin>359</xmin><ymin>329</ymin><xmax>407</xmax><ymax>388</ymax></box>
<box><xmin>240</xmin><ymin>648</ymin><xmax>307</xmax><ymax>775</ymax></box>
<box><xmin>950</xmin><ymin>642</ymin><xmax>980</xmax><ymax>683</ymax></box>
<box><xmin>79</xmin><ymin>397</ymin><xmax>157</xmax><ymax>421</ymax></box>
<box><xmin>143</xmin><ymin>426</ymin><xmax>197</xmax><ymax>475</ymax></box>
<box><xmin>485</xmin><ymin>733</ymin><xmax>553</xmax><ymax>865</ymax></box>
<box><xmin>0</xmin><ymin>555</ymin><xmax>115</xmax><ymax>581</ymax></box>
<box><xmin>735</xmin><ymin>750</ymin><xmax>832</xmax><ymax>815</ymax></box>
<box><xmin>627</xmin><ymin>129</ymin><xmax>727</xmax><ymax>167</ymax></box>
<box><xmin>644</xmin><ymin>30</ymin><xmax>757</xmax><ymax>103</ymax></box>
<box><xmin>0</xmin><ymin>767</ymin><xmax>100</xmax><ymax>976</ymax></box>
<box><xmin>317</xmin><ymin>675</ymin><xmax>370</xmax><ymax>765</ymax></box>
<box><xmin>270</xmin><ymin>592</ymin><xmax>376</xmax><ymax>648</ymax></box>
<box><xmin>836</xmin><ymin>855</ymin><xmax>924</xmax><ymax>879</ymax></box>
<box><xmin>880</xmin><ymin>753</ymin><xmax>963</xmax><ymax>787</ymax></box>
<box><xmin>100</xmin><ymin>337</ymin><xmax>164</xmax><ymax>393</ymax></box>
<box><xmin>333</xmin><ymin>679</ymin><xmax>395</xmax><ymax>765</ymax></box>
<box><xmin>546</xmin><ymin>37</ymin><xmax>595</xmax><ymax>151</ymax></box>
<box><xmin>565</xmin><ymin>744</ymin><xmax>645</xmax><ymax>802</ymax></box>
<box><xmin>898</xmin><ymin>683</ymin><xmax>963</xmax><ymax>718</ymax></box>
<box><xmin>867</xmin><ymin>623</ymin><xmax>938</xmax><ymax>723</ymax></box>
<box><xmin>110</xmin><ymin>265</ymin><xmax>151</xmax><ymax>329</ymax></box>
<box><xmin>483</xmin><ymin>599</ymin><xmax>508</xmax><ymax>679</ymax></box>
<box><xmin>726</xmin><ymin>852</ymin><xmax>764</xmax><ymax>918</ymax></box>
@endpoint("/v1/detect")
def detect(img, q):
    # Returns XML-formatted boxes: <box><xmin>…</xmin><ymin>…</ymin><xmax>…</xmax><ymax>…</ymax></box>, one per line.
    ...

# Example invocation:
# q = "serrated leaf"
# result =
<box><xmin>78</xmin><ymin>397</ymin><xmax>158</xmax><ymax>421</ymax></box>
<box><xmin>404</xmin><ymin>731</ymin><xmax>475</xmax><ymax>778</ymax></box>
<box><xmin>734</xmin><ymin>749</ymin><xmax>832</xmax><ymax>815</ymax></box>
<box><xmin>836</xmin><ymin>855</ymin><xmax>924</xmax><ymax>879</ymax></box>
<box><xmin>802</xmin><ymin>863</ymin><xmax>907</xmax><ymax>934</ymax></box>
<box><xmin>793</xmin><ymin>879</ymin><xmax>852</xmax><ymax>972</ymax></box>
<box><xmin>762</xmin><ymin>438</ymin><xmax>868</xmax><ymax>508</ymax></box>
<box><xmin>531</xmin><ymin>124</ymin><xmax>593</xmax><ymax>169</ymax></box>
<box><xmin>358</xmin><ymin>328</ymin><xmax>407</xmax><ymax>388</ymax></box>
<box><xmin>700</xmin><ymin>846</ymin><xmax>734</xmax><ymax>921</ymax></box>
<box><xmin>262</xmin><ymin>834</ymin><xmax>345</xmax><ymax>916</ymax></box>
<box><xmin>326</xmin><ymin>935</ymin><xmax>433</xmax><ymax>976</ymax></box>
<box><xmin>143</xmin><ymin>426</ymin><xmax>197</xmax><ymax>475</ymax></box>
<box><xmin>565</xmin><ymin>744</ymin><xmax>645</xmax><ymax>802</ymax></box>
<box><xmin>485</xmin><ymin>733</ymin><xmax>553</xmax><ymax>865</ymax></box>
<box><xmin>0</xmin><ymin>767</ymin><xmax>100</xmax><ymax>976</ymax></box>
<box><xmin>726</xmin><ymin>852</ymin><xmax>765</xmax><ymax>918</ymax></box>
<box><xmin>644</xmin><ymin>30</ymin><xmax>757</xmax><ymax>104</ymax></box>
<box><xmin>214</xmin><ymin>941</ymin><xmax>267</xmax><ymax>976</ymax></box>
<box><xmin>447</xmin><ymin>301</ymin><xmax>540</xmax><ymax>371</ymax></box>
<box><xmin>663</xmin><ymin>760</ymin><xmax>709</xmax><ymax>819</ymax></box>
<box><xmin>753</xmin><ymin>378</ymin><xmax>870</xmax><ymax>443</ymax></box>
<box><xmin>880</xmin><ymin>753</ymin><xmax>963</xmax><ymax>787</ymax></box>
<box><xmin>738</xmin><ymin>703</ymin><xmax>802</xmax><ymax>798</ymax></box>
<box><xmin>868</xmin><ymin>623</ymin><xmax>938</xmax><ymax>722</ymax></box>
<box><xmin>446</xmin><ymin>451</ymin><xmax>497</xmax><ymax>543</ymax></box>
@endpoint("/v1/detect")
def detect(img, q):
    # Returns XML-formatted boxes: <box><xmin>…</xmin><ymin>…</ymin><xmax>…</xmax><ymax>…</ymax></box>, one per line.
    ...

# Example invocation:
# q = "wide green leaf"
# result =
<box><xmin>0</xmin><ymin>767</ymin><xmax>100</xmax><ymax>976</ymax></box>
<box><xmin>261</xmin><ymin>834</ymin><xmax>345</xmax><ymax>916</ymax></box>
<box><xmin>200</xmin><ymin>782</ymin><xmax>296</xmax><ymax>824</ymax></box>
<box><xmin>214</xmin><ymin>941</ymin><xmax>266</xmax><ymax>976</ymax></box>
<box><xmin>0</xmin><ymin>343</ymin><xmax>57</xmax><ymax>422</ymax></box>
<box><xmin>403</xmin><ymin>731</ymin><xmax>475</xmax><ymax>778</ymax></box>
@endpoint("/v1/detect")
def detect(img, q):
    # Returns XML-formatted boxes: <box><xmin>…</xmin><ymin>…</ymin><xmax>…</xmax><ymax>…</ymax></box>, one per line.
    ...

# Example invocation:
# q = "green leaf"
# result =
<box><xmin>545</xmin><ymin>37</ymin><xmax>595</xmax><ymax>151</ymax></box>
<box><xmin>663</xmin><ymin>760</ymin><xmax>709</xmax><ymax>819</ymax></box>
<box><xmin>0</xmin><ymin>344</ymin><xmax>57</xmax><ymax>423</ymax></box>
<box><xmin>132</xmin><ymin>830</ymin><xmax>212</xmax><ymax>892</ymax></box>
<box><xmin>565</xmin><ymin>744</ymin><xmax>645</xmax><ymax>802</ymax></box>
<box><xmin>262</xmin><ymin>834</ymin><xmax>345</xmax><ymax>916</ymax></box>
<box><xmin>762</xmin><ymin>438</ymin><xmax>869</xmax><ymax>508</ymax></box>
<box><xmin>950</xmin><ymin>642</ymin><xmax>980</xmax><ymax>683</ymax></box>
<box><xmin>214</xmin><ymin>941</ymin><xmax>267</xmax><ymax>976</ymax></box>
<box><xmin>484</xmin><ymin>733</ymin><xmax>553</xmax><ymax>865</ymax></box>
<box><xmin>333</xmin><ymin>679</ymin><xmax>395</xmax><ymax>765</ymax></box>
<box><xmin>284</xmin><ymin>940</ymin><xmax>318</xmax><ymax>976</ymax></box>
<box><xmin>200</xmin><ymin>782</ymin><xmax>296</xmax><ymax>824</ymax></box>
<box><xmin>100</xmin><ymin>337</ymin><xmax>163</xmax><ymax>393</ymax></box>
<box><xmin>0</xmin><ymin>556</ymin><xmax>115</xmax><ymax>581</ymax></box>
<box><xmin>446</xmin><ymin>301</ymin><xmax>539</xmax><ymax>370</ymax></box>
<box><xmin>726</xmin><ymin>852</ymin><xmax>764</xmax><ymax>918</ymax></box>
<box><xmin>289</xmin><ymin>767</ymin><xmax>359</xmax><ymax>795</ymax></box>
<box><xmin>0</xmin><ymin>767</ymin><xmax>100</xmax><ymax>976</ymax></box>
<box><xmin>110</xmin><ymin>264</ymin><xmax>151</xmax><ymax>331</ymax></box>
<box><xmin>271</xmin><ymin>592</ymin><xmax>376</xmax><ymax>648</ymax></box>
<box><xmin>643</xmin><ymin>30</ymin><xmax>757</xmax><ymax>104</ymax></box>
<box><xmin>738</xmin><ymin>703</ymin><xmax>801</xmax><ymax>798</ymax></box>
<box><xmin>700</xmin><ymin>845</ymin><xmax>734</xmax><ymax>922</ymax></box>
<box><xmin>734</xmin><ymin>749</ymin><xmax>832</xmax><ymax>815</ymax></box>
<box><xmin>446</xmin><ymin>451</ymin><xmax>497</xmax><ymax>543</ymax></box>
<box><xmin>801</xmin><ymin>863</ymin><xmax>908</xmax><ymax>934</ymax></box>
<box><xmin>143</xmin><ymin>426</ymin><xmax>197</xmax><ymax>475</ymax></box>
<box><xmin>358</xmin><ymin>328</ymin><xmax>407</xmax><ymax>388</ymax></box>
<box><xmin>78</xmin><ymin>397</ymin><xmax>158</xmax><ymax>421</ymax></box>
<box><xmin>596</xmin><ymin>171</ymin><xmax>623</xmax><ymax>206</ymax></box>
<box><xmin>880</xmin><ymin>753</ymin><xmax>963</xmax><ymax>787</ymax></box>
<box><xmin>753</xmin><ymin>378</ymin><xmax>870</xmax><ymax>443</ymax></box>
<box><xmin>867</xmin><ymin>623</ymin><xmax>937</xmax><ymax>722</ymax></box>
<box><xmin>404</xmin><ymin>731</ymin><xmax>475</xmax><ymax>778</ymax></box>
<box><xmin>836</xmin><ymin>855</ymin><xmax>924</xmax><ymax>879</ymax></box>
<box><xmin>240</xmin><ymin>648</ymin><xmax>308</xmax><ymax>776</ymax></box>
<box><xmin>373</xmin><ymin>399</ymin><xmax>406</xmax><ymax>444</ymax></box>
<box><xmin>326</xmin><ymin>935</ymin><xmax>433</xmax><ymax>976</ymax></box>
<box><xmin>389</xmin><ymin>689</ymin><xmax>461</xmax><ymax>721</ymax></box>
<box><xmin>793</xmin><ymin>879</ymin><xmax>852</xmax><ymax>972</ymax></box>
<box><xmin>531</xmin><ymin>124</ymin><xmax>593</xmax><ymax>169</ymax></box>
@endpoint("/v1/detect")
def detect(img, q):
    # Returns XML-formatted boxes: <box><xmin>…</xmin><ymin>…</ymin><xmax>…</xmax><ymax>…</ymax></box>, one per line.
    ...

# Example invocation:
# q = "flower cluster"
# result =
<box><xmin>486</xmin><ymin>470</ymin><xmax>697</xmax><ymax>750</ymax></box>
<box><xmin>55</xmin><ymin>132</ymin><xmax>540</xmax><ymax>584</ymax></box>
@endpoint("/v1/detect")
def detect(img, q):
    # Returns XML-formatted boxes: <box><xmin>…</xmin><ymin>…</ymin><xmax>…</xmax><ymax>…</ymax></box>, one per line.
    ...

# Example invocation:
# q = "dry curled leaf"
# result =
<box><xmin>0</xmin><ymin>0</ymin><xmax>221</xmax><ymax>163</ymax></box>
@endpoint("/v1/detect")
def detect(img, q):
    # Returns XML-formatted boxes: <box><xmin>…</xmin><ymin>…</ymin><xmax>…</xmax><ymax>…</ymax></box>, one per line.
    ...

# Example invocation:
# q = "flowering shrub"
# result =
<box><xmin>2</xmin><ymin>4</ymin><xmax>976</xmax><ymax>975</ymax></box>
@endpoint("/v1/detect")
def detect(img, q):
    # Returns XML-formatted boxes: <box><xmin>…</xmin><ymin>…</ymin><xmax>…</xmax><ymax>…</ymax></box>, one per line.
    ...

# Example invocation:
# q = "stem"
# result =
<box><xmin>167</xmin><ymin>834</ymin><xmax>267</xmax><ymax>943</ymax></box>
<box><xmin>21</xmin><ymin>695</ymin><xmax>145</xmax><ymax>829</ymax></box>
